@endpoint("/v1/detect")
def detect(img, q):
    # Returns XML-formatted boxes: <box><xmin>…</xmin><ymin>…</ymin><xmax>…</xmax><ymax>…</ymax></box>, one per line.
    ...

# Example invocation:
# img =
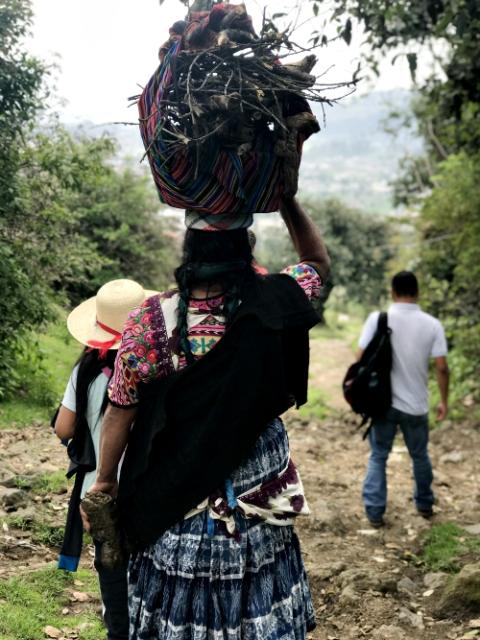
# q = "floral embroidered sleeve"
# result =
<box><xmin>108</xmin><ymin>295</ymin><xmax>174</xmax><ymax>407</ymax></box>
<box><xmin>281</xmin><ymin>263</ymin><xmax>322</xmax><ymax>301</ymax></box>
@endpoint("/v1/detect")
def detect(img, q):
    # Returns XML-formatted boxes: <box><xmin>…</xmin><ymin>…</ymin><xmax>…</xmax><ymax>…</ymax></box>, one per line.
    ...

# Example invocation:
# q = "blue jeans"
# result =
<box><xmin>362</xmin><ymin>407</ymin><xmax>434</xmax><ymax>520</ymax></box>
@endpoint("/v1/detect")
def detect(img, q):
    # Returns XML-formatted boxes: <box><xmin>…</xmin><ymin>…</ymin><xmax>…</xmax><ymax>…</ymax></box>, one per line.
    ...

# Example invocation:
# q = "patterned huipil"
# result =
<box><xmin>109</xmin><ymin>263</ymin><xmax>321</xmax><ymax>534</ymax></box>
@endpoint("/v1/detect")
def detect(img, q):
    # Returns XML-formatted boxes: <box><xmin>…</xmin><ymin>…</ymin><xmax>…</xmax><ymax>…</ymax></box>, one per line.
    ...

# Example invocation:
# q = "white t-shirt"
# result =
<box><xmin>61</xmin><ymin>365</ymin><xmax>110</xmax><ymax>498</ymax></box>
<box><xmin>359</xmin><ymin>303</ymin><xmax>448</xmax><ymax>416</ymax></box>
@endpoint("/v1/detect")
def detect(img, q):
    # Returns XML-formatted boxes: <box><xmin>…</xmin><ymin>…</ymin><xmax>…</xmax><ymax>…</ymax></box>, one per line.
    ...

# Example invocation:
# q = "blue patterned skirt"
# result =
<box><xmin>128</xmin><ymin>419</ymin><xmax>315</xmax><ymax>640</ymax></box>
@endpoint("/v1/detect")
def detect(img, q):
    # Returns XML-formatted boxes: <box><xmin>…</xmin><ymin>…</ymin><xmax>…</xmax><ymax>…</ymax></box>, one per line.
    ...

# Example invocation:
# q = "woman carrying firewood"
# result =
<box><xmin>85</xmin><ymin>196</ymin><xmax>329</xmax><ymax>640</ymax></box>
<box><xmin>82</xmin><ymin>3</ymin><xmax>339</xmax><ymax>637</ymax></box>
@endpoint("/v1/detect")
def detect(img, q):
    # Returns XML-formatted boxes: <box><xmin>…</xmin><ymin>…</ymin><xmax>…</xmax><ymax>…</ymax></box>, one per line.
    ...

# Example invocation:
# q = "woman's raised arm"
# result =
<box><xmin>280</xmin><ymin>197</ymin><xmax>331</xmax><ymax>282</ymax></box>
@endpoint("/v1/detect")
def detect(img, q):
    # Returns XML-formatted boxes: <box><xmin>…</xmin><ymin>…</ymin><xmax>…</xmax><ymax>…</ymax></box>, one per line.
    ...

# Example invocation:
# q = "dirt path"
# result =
<box><xmin>290</xmin><ymin>414</ymin><xmax>480</xmax><ymax>640</ymax></box>
<box><xmin>290</xmin><ymin>335</ymin><xmax>480</xmax><ymax>640</ymax></box>
<box><xmin>1</xmin><ymin>334</ymin><xmax>479</xmax><ymax>640</ymax></box>
<box><xmin>308</xmin><ymin>337</ymin><xmax>353</xmax><ymax>411</ymax></box>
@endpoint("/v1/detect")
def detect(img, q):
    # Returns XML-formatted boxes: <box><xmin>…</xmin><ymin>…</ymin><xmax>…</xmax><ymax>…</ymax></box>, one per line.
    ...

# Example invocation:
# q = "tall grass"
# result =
<box><xmin>0</xmin><ymin>313</ymin><xmax>79</xmax><ymax>429</ymax></box>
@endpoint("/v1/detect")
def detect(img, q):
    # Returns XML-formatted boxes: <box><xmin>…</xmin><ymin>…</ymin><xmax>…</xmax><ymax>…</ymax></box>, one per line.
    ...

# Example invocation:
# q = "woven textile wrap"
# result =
<box><xmin>138</xmin><ymin>6</ymin><xmax>317</xmax><ymax>218</ymax></box>
<box><xmin>185</xmin><ymin>210</ymin><xmax>253</xmax><ymax>230</ymax></box>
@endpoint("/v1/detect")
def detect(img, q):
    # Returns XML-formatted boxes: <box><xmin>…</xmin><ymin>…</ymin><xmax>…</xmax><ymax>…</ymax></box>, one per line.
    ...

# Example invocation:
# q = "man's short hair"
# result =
<box><xmin>392</xmin><ymin>271</ymin><xmax>419</xmax><ymax>297</ymax></box>
<box><xmin>247</xmin><ymin>229</ymin><xmax>257</xmax><ymax>250</ymax></box>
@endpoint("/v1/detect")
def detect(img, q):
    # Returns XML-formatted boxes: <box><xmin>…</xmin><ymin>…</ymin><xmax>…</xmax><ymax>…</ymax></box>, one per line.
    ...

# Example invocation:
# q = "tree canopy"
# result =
<box><xmin>259</xmin><ymin>199</ymin><xmax>392</xmax><ymax>310</ymax></box>
<box><xmin>0</xmin><ymin>3</ymin><xmax>179</xmax><ymax>399</ymax></box>
<box><xmin>312</xmin><ymin>0</ymin><xmax>480</xmax><ymax>403</ymax></box>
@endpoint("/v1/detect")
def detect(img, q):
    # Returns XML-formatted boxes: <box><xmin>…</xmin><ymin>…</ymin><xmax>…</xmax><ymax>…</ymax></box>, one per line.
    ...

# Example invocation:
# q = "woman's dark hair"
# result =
<box><xmin>74</xmin><ymin>348</ymin><xmax>117</xmax><ymax>431</ymax></box>
<box><xmin>174</xmin><ymin>229</ymin><xmax>256</xmax><ymax>363</ymax></box>
<box><xmin>392</xmin><ymin>271</ymin><xmax>419</xmax><ymax>297</ymax></box>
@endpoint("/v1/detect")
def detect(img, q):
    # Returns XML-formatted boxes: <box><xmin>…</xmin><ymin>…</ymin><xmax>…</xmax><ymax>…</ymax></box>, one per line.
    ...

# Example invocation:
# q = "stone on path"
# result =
<box><xmin>434</xmin><ymin>563</ymin><xmax>480</xmax><ymax>619</ymax></box>
<box><xmin>397</xmin><ymin>576</ymin><xmax>418</xmax><ymax>596</ymax></box>
<box><xmin>310</xmin><ymin>561</ymin><xmax>346</xmax><ymax>582</ymax></box>
<box><xmin>372</xmin><ymin>625</ymin><xmax>406</xmax><ymax>640</ymax></box>
<box><xmin>468</xmin><ymin>619</ymin><xmax>480</xmax><ymax>628</ymax></box>
<box><xmin>423</xmin><ymin>571</ymin><xmax>449</xmax><ymax>590</ymax></box>
<box><xmin>463</xmin><ymin>524</ymin><xmax>480</xmax><ymax>535</ymax></box>
<box><xmin>0</xmin><ymin>486</ymin><xmax>28</xmax><ymax>512</ymax></box>
<box><xmin>337</xmin><ymin>568</ymin><xmax>397</xmax><ymax>603</ymax></box>
<box><xmin>440</xmin><ymin>450</ymin><xmax>464</xmax><ymax>464</ymax></box>
<box><xmin>357</xmin><ymin>528</ymin><xmax>381</xmax><ymax>536</ymax></box>
<box><xmin>398</xmin><ymin>607</ymin><xmax>424</xmax><ymax>629</ymax></box>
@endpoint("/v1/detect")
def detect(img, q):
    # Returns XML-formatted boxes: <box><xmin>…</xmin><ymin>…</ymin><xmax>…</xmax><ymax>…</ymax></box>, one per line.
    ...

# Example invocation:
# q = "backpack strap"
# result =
<box><xmin>377</xmin><ymin>311</ymin><xmax>389</xmax><ymax>334</ymax></box>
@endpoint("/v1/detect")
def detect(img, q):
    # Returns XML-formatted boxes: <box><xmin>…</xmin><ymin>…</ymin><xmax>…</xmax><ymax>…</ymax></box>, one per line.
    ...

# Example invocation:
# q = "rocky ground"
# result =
<box><xmin>0</xmin><ymin>335</ymin><xmax>479</xmax><ymax>639</ymax></box>
<box><xmin>291</xmin><ymin>413</ymin><xmax>480</xmax><ymax>640</ymax></box>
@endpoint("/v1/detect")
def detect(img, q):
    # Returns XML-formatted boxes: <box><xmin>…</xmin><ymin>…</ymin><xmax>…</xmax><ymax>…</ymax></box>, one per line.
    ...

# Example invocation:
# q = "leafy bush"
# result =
<box><xmin>4</xmin><ymin>336</ymin><xmax>58</xmax><ymax>406</ymax></box>
<box><xmin>419</xmin><ymin>153</ymin><xmax>480</xmax><ymax>408</ymax></box>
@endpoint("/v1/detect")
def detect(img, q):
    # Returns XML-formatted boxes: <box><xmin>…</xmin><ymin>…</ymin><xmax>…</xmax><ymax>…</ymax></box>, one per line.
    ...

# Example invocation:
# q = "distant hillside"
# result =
<box><xmin>301</xmin><ymin>89</ymin><xmax>421</xmax><ymax>213</ymax></box>
<box><xmin>77</xmin><ymin>89</ymin><xmax>420</xmax><ymax>215</ymax></box>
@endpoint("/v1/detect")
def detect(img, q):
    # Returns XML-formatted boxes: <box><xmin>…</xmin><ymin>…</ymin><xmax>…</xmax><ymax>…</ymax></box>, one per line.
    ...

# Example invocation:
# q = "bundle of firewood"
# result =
<box><xmin>136</xmin><ymin>0</ymin><xmax>356</xmax><ymax>208</ymax></box>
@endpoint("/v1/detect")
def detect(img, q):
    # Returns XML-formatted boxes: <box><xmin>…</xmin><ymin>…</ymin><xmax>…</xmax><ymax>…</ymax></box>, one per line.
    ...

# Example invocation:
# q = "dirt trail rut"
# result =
<box><xmin>308</xmin><ymin>337</ymin><xmax>353</xmax><ymax>411</ymax></box>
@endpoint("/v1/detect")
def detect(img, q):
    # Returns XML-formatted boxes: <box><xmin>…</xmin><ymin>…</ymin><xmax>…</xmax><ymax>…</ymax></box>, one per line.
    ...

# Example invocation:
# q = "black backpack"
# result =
<box><xmin>343</xmin><ymin>312</ymin><xmax>392</xmax><ymax>437</ymax></box>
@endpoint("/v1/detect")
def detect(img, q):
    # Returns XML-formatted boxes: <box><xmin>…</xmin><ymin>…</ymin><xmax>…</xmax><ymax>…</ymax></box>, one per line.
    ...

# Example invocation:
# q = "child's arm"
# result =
<box><xmin>54</xmin><ymin>405</ymin><xmax>76</xmax><ymax>440</ymax></box>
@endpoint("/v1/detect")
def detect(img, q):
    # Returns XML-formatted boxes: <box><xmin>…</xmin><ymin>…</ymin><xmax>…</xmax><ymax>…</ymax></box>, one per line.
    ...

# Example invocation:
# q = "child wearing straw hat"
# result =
<box><xmin>53</xmin><ymin>279</ymin><xmax>156</xmax><ymax>640</ymax></box>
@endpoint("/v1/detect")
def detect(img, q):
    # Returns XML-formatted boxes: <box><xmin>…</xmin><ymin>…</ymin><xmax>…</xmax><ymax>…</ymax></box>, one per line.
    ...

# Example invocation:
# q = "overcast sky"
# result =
<box><xmin>28</xmin><ymin>0</ymin><xmax>417</xmax><ymax>125</ymax></box>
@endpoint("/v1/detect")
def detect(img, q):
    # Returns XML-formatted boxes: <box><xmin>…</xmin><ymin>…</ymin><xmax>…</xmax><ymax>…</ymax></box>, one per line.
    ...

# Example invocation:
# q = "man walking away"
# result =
<box><xmin>358</xmin><ymin>271</ymin><xmax>449</xmax><ymax>527</ymax></box>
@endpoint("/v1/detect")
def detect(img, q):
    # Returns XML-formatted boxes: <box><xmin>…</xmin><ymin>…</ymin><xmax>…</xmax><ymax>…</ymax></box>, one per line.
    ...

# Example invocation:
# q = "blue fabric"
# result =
<box><xmin>58</xmin><ymin>554</ymin><xmax>80</xmax><ymax>572</ymax></box>
<box><xmin>224</xmin><ymin>478</ymin><xmax>238</xmax><ymax>509</ymax></box>
<box><xmin>128</xmin><ymin>419</ymin><xmax>315</xmax><ymax>640</ymax></box>
<box><xmin>362</xmin><ymin>407</ymin><xmax>434</xmax><ymax>520</ymax></box>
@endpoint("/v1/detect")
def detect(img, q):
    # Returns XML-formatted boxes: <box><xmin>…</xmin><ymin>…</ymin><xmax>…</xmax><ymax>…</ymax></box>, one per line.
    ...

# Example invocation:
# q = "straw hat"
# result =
<box><xmin>67</xmin><ymin>279</ymin><xmax>158</xmax><ymax>350</ymax></box>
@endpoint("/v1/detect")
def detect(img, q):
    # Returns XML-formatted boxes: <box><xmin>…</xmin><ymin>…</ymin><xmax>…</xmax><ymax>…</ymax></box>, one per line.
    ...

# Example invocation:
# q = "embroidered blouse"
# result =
<box><xmin>108</xmin><ymin>263</ymin><xmax>321</xmax><ymax>529</ymax></box>
<box><xmin>109</xmin><ymin>263</ymin><xmax>321</xmax><ymax>407</ymax></box>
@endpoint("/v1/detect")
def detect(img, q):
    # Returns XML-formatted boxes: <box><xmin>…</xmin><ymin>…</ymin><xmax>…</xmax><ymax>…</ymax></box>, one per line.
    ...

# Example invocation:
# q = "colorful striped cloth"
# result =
<box><xmin>138</xmin><ymin>12</ymin><xmax>314</xmax><ymax>219</ymax></box>
<box><xmin>138</xmin><ymin>47</ymin><xmax>283</xmax><ymax>215</ymax></box>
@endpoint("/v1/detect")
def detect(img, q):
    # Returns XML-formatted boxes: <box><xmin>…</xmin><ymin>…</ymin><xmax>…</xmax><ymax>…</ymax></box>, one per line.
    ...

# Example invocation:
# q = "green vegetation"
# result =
<box><xmin>298</xmin><ymin>308</ymin><xmax>362</xmax><ymax>419</ymax></box>
<box><xmin>258</xmin><ymin>199</ymin><xmax>393</xmax><ymax>311</ymax></box>
<box><xmin>421</xmin><ymin>523</ymin><xmax>480</xmax><ymax>573</ymax></box>
<box><xmin>33</xmin><ymin>470</ymin><xmax>70</xmax><ymax>495</ymax></box>
<box><xmin>7</xmin><ymin>514</ymin><xmax>66</xmax><ymax>547</ymax></box>
<box><xmin>322</xmin><ymin>302</ymin><xmax>366</xmax><ymax>348</ymax></box>
<box><xmin>421</xmin><ymin>154</ymin><xmax>480</xmax><ymax>414</ymax></box>
<box><xmin>299</xmin><ymin>387</ymin><xmax>330</xmax><ymax>421</ymax></box>
<box><xmin>0</xmin><ymin>318</ymin><xmax>78</xmax><ymax>429</ymax></box>
<box><xmin>312</xmin><ymin>0</ymin><xmax>480</xmax><ymax>411</ymax></box>
<box><xmin>429</xmin><ymin>349</ymin><xmax>477</xmax><ymax>423</ymax></box>
<box><xmin>0</xmin><ymin>566</ymin><xmax>103</xmax><ymax>640</ymax></box>
<box><xmin>0</xmin><ymin>1</ymin><xmax>179</xmax><ymax>402</ymax></box>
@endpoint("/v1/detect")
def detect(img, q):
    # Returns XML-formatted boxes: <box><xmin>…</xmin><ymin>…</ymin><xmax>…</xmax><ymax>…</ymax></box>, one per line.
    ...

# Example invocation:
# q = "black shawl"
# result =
<box><xmin>117</xmin><ymin>274</ymin><xmax>319</xmax><ymax>549</ymax></box>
